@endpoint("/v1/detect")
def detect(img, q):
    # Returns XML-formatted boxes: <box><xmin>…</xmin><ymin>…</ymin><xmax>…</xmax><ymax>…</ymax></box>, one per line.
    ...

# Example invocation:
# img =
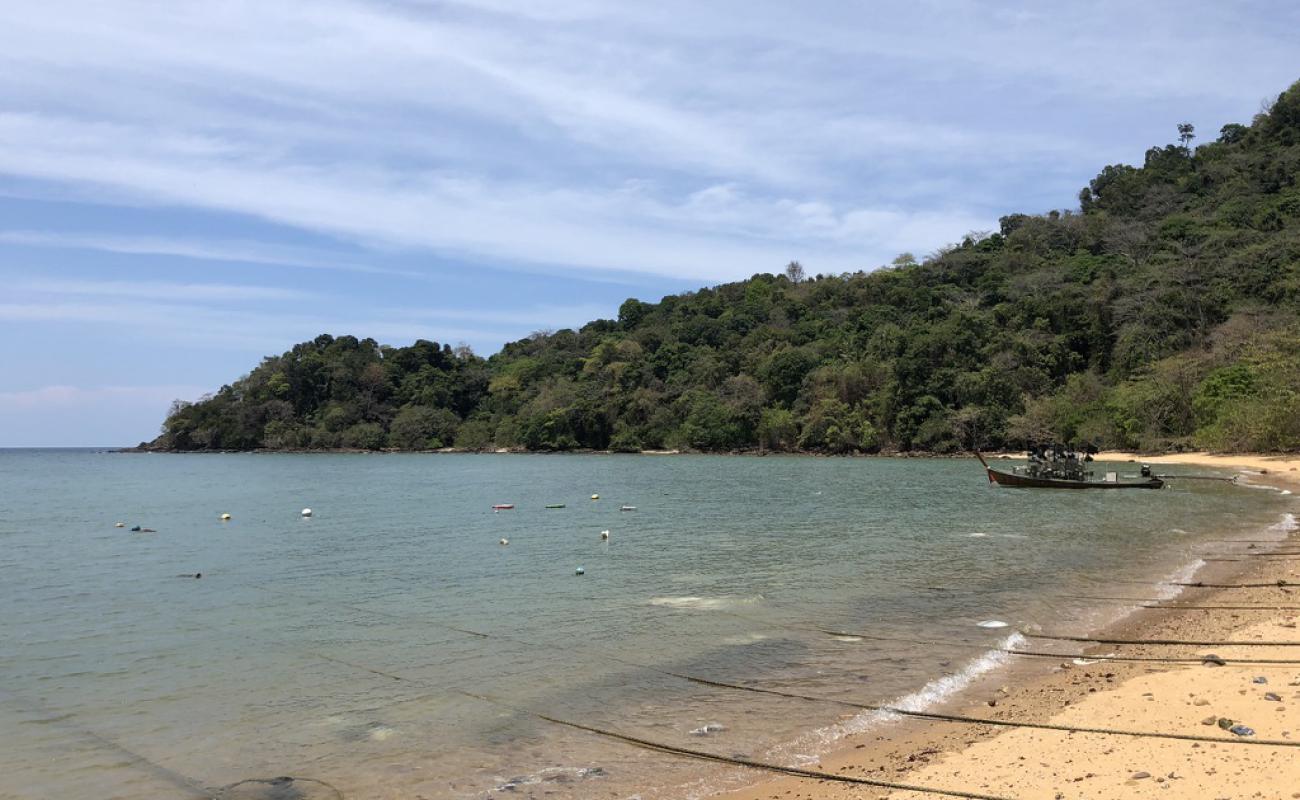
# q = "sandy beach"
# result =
<box><xmin>716</xmin><ymin>454</ymin><xmax>1300</xmax><ymax>800</ymax></box>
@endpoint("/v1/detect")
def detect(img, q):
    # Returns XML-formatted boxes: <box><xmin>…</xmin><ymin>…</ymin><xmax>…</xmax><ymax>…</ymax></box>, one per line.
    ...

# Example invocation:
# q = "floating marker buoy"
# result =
<box><xmin>545</xmin><ymin>504</ymin><xmax>566</xmax><ymax>509</ymax></box>
<box><xmin>600</xmin><ymin>530</ymin><xmax>610</xmax><ymax>540</ymax></box>
<box><xmin>301</xmin><ymin>508</ymin><xmax>313</xmax><ymax>517</ymax></box>
<box><xmin>220</xmin><ymin>513</ymin><xmax>232</xmax><ymax>521</ymax></box>
<box><xmin>620</xmin><ymin>505</ymin><xmax>636</xmax><ymax>512</ymax></box>
<box><xmin>114</xmin><ymin>522</ymin><xmax>125</xmax><ymax>528</ymax></box>
<box><xmin>591</xmin><ymin>494</ymin><xmax>600</xmax><ymax>500</ymax></box>
<box><xmin>492</xmin><ymin>504</ymin><xmax>515</xmax><ymax>510</ymax></box>
<box><xmin>575</xmin><ymin>566</ymin><xmax>585</xmax><ymax>575</ymax></box>
<box><xmin>499</xmin><ymin>538</ymin><xmax>509</xmax><ymax>546</ymax></box>
<box><xmin>130</xmin><ymin>525</ymin><xmax>141</xmax><ymax>532</ymax></box>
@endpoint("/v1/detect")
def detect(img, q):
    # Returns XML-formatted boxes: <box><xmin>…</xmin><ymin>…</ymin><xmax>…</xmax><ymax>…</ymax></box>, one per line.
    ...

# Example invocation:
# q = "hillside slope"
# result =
<box><xmin>150</xmin><ymin>79</ymin><xmax>1300</xmax><ymax>454</ymax></box>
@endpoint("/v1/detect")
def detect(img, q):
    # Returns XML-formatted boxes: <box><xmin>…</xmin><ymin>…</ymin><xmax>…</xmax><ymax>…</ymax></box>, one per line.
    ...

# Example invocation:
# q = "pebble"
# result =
<box><xmin>1229</xmin><ymin>724</ymin><xmax>1256</xmax><ymax>737</ymax></box>
<box><xmin>1194</xmin><ymin>698</ymin><xmax>1210</xmax><ymax>706</ymax></box>
<box><xmin>1201</xmin><ymin>716</ymin><xmax>1217</xmax><ymax>726</ymax></box>
<box><xmin>1265</xmin><ymin>692</ymin><xmax>1282</xmax><ymax>701</ymax></box>
<box><xmin>1217</xmin><ymin>717</ymin><xmax>1234</xmax><ymax>730</ymax></box>
<box><xmin>1132</xmin><ymin>771</ymin><xmax>1151</xmax><ymax>780</ymax></box>
<box><xmin>1202</xmin><ymin>654</ymin><xmax>1226</xmax><ymax>667</ymax></box>
<box><xmin>1253</xmin><ymin>676</ymin><xmax>1269</xmax><ymax>684</ymax></box>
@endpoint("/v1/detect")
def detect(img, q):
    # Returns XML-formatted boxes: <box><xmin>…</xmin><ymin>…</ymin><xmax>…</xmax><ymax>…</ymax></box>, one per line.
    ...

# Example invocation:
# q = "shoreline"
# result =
<box><xmin>113</xmin><ymin>445</ymin><xmax>1300</xmax><ymax>471</ymax></box>
<box><xmin>711</xmin><ymin>490</ymin><xmax>1299</xmax><ymax>799</ymax></box>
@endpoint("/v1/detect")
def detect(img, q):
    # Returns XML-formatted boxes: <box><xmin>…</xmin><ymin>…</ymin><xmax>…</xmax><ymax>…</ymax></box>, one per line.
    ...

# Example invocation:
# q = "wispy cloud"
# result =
<box><xmin>19</xmin><ymin>278</ymin><xmax>314</xmax><ymax>302</ymax></box>
<box><xmin>0</xmin><ymin>230</ymin><xmax>416</xmax><ymax>277</ymax></box>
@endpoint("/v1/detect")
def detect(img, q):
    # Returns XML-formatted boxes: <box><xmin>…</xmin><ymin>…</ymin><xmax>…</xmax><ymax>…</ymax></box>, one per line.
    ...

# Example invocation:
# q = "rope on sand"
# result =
<box><xmin>1023</xmin><ymin>631</ymin><xmax>1300</xmax><ymax>647</ymax></box>
<box><xmin>458</xmin><ymin>690</ymin><xmax>1018</xmax><ymax>800</ymax></box>
<box><xmin>653</xmin><ymin>670</ymin><xmax>1300</xmax><ymax>748</ymax></box>
<box><xmin>812</xmin><ymin>627</ymin><xmax>1300</xmax><ymax>665</ymax></box>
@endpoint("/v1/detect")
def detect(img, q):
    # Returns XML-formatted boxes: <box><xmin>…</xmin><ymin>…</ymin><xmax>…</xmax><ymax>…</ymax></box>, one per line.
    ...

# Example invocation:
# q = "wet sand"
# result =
<box><xmin>714</xmin><ymin>462</ymin><xmax>1300</xmax><ymax>800</ymax></box>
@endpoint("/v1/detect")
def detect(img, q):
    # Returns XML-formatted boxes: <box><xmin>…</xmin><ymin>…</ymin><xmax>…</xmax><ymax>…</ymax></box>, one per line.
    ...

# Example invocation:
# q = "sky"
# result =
<box><xmin>1</xmin><ymin>1</ymin><xmax>1297</xmax><ymax>446</ymax></box>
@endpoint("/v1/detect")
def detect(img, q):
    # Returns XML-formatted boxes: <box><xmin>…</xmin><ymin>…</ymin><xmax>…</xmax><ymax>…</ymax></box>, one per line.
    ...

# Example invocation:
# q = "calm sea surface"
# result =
<box><xmin>1</xmin><ymin>450</ymin><xmax>1295</xmax><ymax>800</ymax></box>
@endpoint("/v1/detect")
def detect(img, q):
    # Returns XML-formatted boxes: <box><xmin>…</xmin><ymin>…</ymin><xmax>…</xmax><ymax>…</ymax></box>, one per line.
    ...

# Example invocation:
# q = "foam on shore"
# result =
<box><xmin>770</xmin><ymin>633</ymin><xmax>1027</xmax><ymax>766</ymax></box>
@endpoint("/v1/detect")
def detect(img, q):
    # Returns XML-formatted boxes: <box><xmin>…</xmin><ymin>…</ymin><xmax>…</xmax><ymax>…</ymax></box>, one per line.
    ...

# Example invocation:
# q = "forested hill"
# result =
<box><xmin>149</xmin><ymin>79</ymin><xmax>1300</xmax><ymax>455</ymax></box>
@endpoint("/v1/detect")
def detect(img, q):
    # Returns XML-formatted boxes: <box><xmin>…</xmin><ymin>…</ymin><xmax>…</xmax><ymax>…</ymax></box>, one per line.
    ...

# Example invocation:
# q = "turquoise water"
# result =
<box><xmin>0</xmin><ymin>450</ymin><xmax>1294</xmax><ymax>799</ymax></box>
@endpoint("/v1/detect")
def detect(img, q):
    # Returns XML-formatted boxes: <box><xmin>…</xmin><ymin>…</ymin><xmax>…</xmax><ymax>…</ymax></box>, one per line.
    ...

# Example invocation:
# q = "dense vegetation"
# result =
<box><xmin>151</xmin><ymin>80</ymin><xmax>1300</xmax><ymax>454</ymax></box>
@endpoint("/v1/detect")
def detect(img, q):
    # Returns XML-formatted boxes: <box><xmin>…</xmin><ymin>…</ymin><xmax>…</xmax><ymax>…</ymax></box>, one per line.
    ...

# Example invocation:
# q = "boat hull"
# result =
<box><xmin>985</xmin><ymin>467</ymin><xmax>1163</xmax><ymax>490</ymax></box>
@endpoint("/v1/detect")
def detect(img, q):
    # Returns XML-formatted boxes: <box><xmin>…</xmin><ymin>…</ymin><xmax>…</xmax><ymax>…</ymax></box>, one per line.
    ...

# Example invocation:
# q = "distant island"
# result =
<box><xmin>144</xmin><ymin>79</ymin><xmax>1300</xmax><ymax>456</ymax></box>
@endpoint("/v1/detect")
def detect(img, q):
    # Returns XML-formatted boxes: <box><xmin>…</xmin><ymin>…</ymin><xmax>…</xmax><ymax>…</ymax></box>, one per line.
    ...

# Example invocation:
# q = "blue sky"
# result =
<box><xmin>1</xmin><ymin>1</ymin><xmax>1297</xmax><ymax>446</ymax></box>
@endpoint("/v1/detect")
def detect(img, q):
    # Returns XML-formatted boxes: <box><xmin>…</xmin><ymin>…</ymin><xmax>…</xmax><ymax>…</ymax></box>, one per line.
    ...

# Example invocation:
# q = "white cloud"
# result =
<box><xmin>0</xmin><ymin>230</ymin><xmax>416</xmax><ymax>277</ymax></box>
<box><xmin>19</xmin><ymin>278</ymin><xmax>314</xmax><ymax>302</ymax></box>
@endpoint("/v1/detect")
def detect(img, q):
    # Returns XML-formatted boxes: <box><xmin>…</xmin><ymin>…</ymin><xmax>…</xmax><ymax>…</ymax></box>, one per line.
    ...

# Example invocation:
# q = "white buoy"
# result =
<box><xmin>591</xmin><ymin>494</ymin><xmax>600</xmax><ymax>500</ymax></box>
<box><xmin>114</xmin><ymin>522</ymin><xmax>125</xmax><ymax>528</ymax></box>
<box><xmin>575</xmin><ymin>566</ymin><xmax>585</xmax><ymax>575</ymax></box>
<box><xmin>301</xmin><ymin>508</ymin><xmax>313</xmax><ymax>517</ymax></box>
<box><xmin>499</xmin><ymin>538</ymin><xmax>509</xmax><ymax>546</ymax></box>
<box><xmin>220</xmin><ymin>513</ymin><xmax>232</xmax><ymax>521</ymax></box>
<box><xmin>600</xmin><ymin>530</ymin><xmax>610</xmax><ymax>540</ymax></box>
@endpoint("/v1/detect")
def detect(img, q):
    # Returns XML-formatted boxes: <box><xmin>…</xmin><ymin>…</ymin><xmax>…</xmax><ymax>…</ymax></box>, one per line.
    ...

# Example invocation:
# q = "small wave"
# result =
<box><xmin>1152</xmin><ymin>558</ymin><xmax>1205</xmax><ymax>602</ymax></box>
<box><xmin>966</xmin><ymin>532</ymin><xmax>988</xmax><ymax>538</ymax></box>
<box><xmin>774</xmin><ymin>633</ymin><xmax>1026</xmax><ymax>758</ymax></box>
<box><xmin>1271</xmin><ymin>513</ymin><xmax>1298</xmax><ymax>533</ymax></box>
<box><xmin>720</xmin><ymin>632</ymin><xmax>769</xmax><ymax>646</ymax></box>
<box><xmin>649</xmin><ymin>595</ymin><xmax>762</xmax><ymax>611</ymax></box>
<box><xmin>976</xmin><ymin>620</ymin><xmax>1009</xmax><ymax>629</ymax></box>
<box><xmin>1242</xmin><ymin>481</ymin><xmax>1289</xmax><ymax>494</ymax></box>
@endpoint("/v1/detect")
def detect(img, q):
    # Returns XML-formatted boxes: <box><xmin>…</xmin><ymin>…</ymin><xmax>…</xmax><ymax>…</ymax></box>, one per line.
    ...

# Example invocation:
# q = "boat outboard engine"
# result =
<box><xmin>1140</xmin><ymin>464</ymin><xmax>1152</xmax><ymax>478</ymax></box>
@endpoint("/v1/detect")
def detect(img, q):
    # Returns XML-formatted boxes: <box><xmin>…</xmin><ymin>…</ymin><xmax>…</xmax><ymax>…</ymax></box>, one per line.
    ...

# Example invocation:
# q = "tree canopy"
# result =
<box><xmin>150</xmin><ymin>79</ymin><xmax>1300</xmax><ymax>454</ymax></box>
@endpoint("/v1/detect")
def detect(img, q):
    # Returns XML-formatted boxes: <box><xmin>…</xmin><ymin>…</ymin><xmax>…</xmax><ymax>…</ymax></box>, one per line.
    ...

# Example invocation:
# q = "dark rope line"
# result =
<box><xmin>812</xmin><ymin>627</ymin><xmax>1300</xmax><ymax>665</ymax></box>
<box><xmin>0</xmin><ymin>688</ymin><xmax>215</xmax><ymax>798</ymax></box>
<box><xmin>652</xmin><ymin>669</ymin><xmax>1300</xmax><ymax>748</ymax></box>
<box><xmin>247</xmin><ymin>592</ymin><xmax>1300</xmax><ymax>748</ymax></box>
<box><xmin>457</xmin><ymin>691</ymin><xmax>1016</xmax><ymax>800</ymax></box>
<box><xmin>1138</xmin><ymin>604</ymin><xmax>1300</xmax><ymax>611</ymax></box>
<box><xmin>1024</xmin><ymin>631</ymin><xmax>1300</xmax><ymax>647</ymax></box>
<box><xmin>305</xmin><ymin>650</ymin><xmax>406</xmax><ymax>681</ymax></box>
<box><xmin>1173</xmin><ymin>580</ymin><xmax>1295</xmax><ymax>588</ymax></box>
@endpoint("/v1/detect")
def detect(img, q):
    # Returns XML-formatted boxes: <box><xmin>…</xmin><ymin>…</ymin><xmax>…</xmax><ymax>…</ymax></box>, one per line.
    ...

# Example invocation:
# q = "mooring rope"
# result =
<box><xmin>0</xmin><ymin>688</ymin><xmax>215</xmax><ymax>798</ymax></box>
<box><xmin>1023</xmin><ymin>631</ymin><xmax>1300</xmax><ymax>647</ymax></box>
<box><xmin>646</xmin><ymin>668</ymin><xmax>1300</xmax><ymax>748</ymax></box>
<box><xmin>0</xmin><ymin>689</ymin><xmax>345</xmax><ymax>800</ymax></box>
<box><xmin>247</xmin><ymin>590</ymin><xmax>1300</xmax><ymax>747</ymax></box>
<box><xmin>457</xmin><ymin>690</ymin><xmax>1018</xmax><ymax>800</ymax></box>
<box><xmin>1137</xmin><ymin>604</ymin><xmax>1300</xmax><ymax>611</ymax></box>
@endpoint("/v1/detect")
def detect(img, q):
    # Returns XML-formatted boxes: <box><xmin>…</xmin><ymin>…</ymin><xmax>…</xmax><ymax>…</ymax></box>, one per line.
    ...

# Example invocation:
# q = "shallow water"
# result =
<box><xmin>0</xmin><ymin>450</ymin><xmax>1293</xmax><ymax>799</ymax></box>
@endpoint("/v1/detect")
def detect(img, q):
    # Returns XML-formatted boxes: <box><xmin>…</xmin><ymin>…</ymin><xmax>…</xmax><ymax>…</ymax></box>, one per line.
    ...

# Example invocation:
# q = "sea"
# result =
<box><xmin>1</xmin><ymin>449</ymin><xmax>1296</xmax><ymax>800</ymax></box>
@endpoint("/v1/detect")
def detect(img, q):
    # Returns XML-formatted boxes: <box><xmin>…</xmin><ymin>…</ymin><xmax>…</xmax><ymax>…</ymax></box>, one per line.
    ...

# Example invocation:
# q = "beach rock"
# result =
<box><xmin>1217</xmin><ymin>717</ymin><xmax>1234</xmax><ymax>729</ymax></box>
<box><xmin>1265</xmin><ymin>692</ymin><xmax>1282</xmax><ymax>701</ymax></box>
<box><xmin>1229</xmin><ymin>724</ymin><xmax>1256</xmax><ymax>737</ymax></box>
<box><xmin>1202</xmin><ymin>654</ymin><xmax>1227</xmax><ymax>667</ymax></box>
<box><xmin>1253</xmin><ymin>676</ymin><xmax>1268</xmax><ymax>684</ymax></box>
<box><xmin>1194</xmin><ymin>698</ymin><xmax>1210</xmax><ymax>706</ymax></box>
<box><xmin>1132</xmin><ymin>771</ymin><xmax>1151</xmax><ymax>780</ymax></box>
<box><xmin>1201</xmin><ymin>716</ymin><xmax>1217</xmax><ymax>725</ymax></box>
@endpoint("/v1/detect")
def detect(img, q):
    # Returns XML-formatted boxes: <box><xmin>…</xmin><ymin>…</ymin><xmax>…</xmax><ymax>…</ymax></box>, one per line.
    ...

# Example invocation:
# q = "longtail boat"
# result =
<box><xmin>974</xmin><ymin>450</ymin><xmax>1164</xmax><ymax>490</ymax></box>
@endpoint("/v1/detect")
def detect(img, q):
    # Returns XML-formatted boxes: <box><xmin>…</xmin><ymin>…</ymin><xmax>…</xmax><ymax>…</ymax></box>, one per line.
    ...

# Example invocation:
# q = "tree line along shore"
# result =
<box><xmin>147</xmin><ymin>80</ymin><xmax>1300</xmax><ymax>456</ymax></box>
